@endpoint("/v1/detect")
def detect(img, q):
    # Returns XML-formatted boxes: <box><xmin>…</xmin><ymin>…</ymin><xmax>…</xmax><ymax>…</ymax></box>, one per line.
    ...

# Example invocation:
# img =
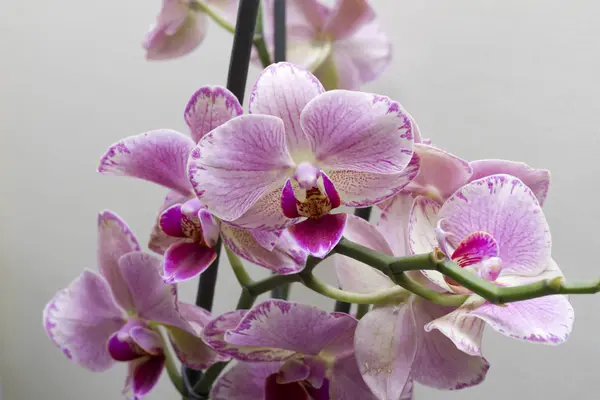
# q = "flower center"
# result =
<box><xmin>297</xmin><ymin>187</ymin><xmax>334</xmax><ymax>219</ymax></box>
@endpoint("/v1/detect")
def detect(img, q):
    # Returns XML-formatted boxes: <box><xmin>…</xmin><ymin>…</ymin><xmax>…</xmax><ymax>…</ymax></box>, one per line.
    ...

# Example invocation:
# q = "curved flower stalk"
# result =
<box><xmin>202</xmin><ymin>300</ymin><xmax>376</xmax><ymax>399</ymax></box>
<box><xmin>406</xmin><ymin>174</ymin><xmax>574</xmax><ymax>353</ymax></box>
<box><xmin>98</xmin><ymin>85</ymin><xmax>307</xmax><ymax>282</ymax></box>
<box><xmin>188</xmin><ymin>62</ymin><xmax>419</xmax><ymax>258</ymax></box>
<box><xmin>260</xmin><ymin>0</ymin><xmax>391</xmax><ymax>90</ymax></box>
<box><xmin>144</xmin><ymin>0</ymin><xmax>237</xmax><ymax>60</ymax></box>
<box><xmin>43</xmin><ymin>211</ymin><xmax>227</xmax><ymax>399</ymax></box>
<box><xmin>334</xmin><ymin>215</ymin><xmax>489</xmax><ymax>399</ymax></box>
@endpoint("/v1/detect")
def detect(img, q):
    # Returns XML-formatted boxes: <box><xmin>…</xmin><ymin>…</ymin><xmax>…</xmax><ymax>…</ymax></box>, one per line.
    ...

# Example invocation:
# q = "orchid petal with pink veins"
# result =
<box><xmin>188</xmin><ymin>114</ymin><xmax>294</xmax><ymax>224</ymax></box>
<box><xmin>301</xmin><ymin>90</ymin><xmax>413</xmax><ymax>174</ymax></box>
<box><xmin>43</xmin><ymin>271</ymin><xmax>126</xmax><ymax>371</ymax></box>
<box><xmin>99</xmin><ymin>129</ymin><xmax>195</xmax><ymax>196</ymax></box>
<box><xmin>451</xmin><ymin>231</ymin><xmax>500</xmax><ymax>268</ymax></box>
<box><xmin>144</xmin><ymin>0</ymin><xmax>206</xmax><ymax>61</ymax></box>
<box><xmin>97</xmin><ymin>210</ymin><xmax>140</xmax><ymax>312</ymax></box>
<box><xmin>185</xmin><ymin>86</ymin><xmax>243</xmax><ymax>143</ymax></box>
<box><xmin>118</xmin><ymin>252</ymin><xmax>189</xmax><ymax>331</ymax></box>
<box><xmin>470</xmin><ymin>159</ymin><xmax>550</xmax><ymax>206</ymax></box>
<box><xmin>225</xmin><ymin>300</ymin><xmax>357</xmax><ymax>360</ymax></box>
<box><xmin>470</xmin><ymin>295</ymin><xmax>574</xmax><ymax>345</ymax></box>
<box><xmin>249</xmin><ymin>228</ymin><xmax>282</xmax><ymax>251</ymax></box>
<box><xmin>440</xmin><ymin>174</ymin><xmax>551</xmax><ymax>277</ymax></box>
<box><xmin>249</xmin><ymin>62</ymin><xmax>324</xmax><ymax>153</ymax></box>
<box><xmin>221</xmin><ymin>225</ymin><xmax>307</xmax><ymax>275</ymax></box>
<box><xmin>425</xmin><ymin>296</ymin><xmax>486</xmax><ymax>356</ymax></box>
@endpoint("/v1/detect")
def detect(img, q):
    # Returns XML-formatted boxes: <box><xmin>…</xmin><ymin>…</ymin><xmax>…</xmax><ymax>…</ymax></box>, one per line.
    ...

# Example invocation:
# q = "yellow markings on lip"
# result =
<box><xmin>180</xmin><ymin>215</ymin><xmax>205</xmax><ymax>244</ymax></box>
<box><xmin>296</xmin><ymin>187</ymin><xmax>332</xmax><ymax>219</ymax></box>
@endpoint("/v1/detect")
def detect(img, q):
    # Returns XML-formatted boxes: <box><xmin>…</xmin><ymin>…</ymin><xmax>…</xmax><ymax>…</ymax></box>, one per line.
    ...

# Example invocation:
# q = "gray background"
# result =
<box><xmin>2</xmin><ymin>0</ymin><xmax>599</xmax><ymax>399</ymax></box>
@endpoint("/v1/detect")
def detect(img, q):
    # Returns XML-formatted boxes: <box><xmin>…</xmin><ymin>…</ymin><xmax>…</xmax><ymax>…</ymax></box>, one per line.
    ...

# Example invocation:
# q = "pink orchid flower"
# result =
<box><xmin>187</xmin><ymin>62</ymin><xmax>419</xmax><ymax>258</ymax></box>
<box><xmin>144</xmin><ymin>0</ymin><xmax>235</xmax><ymax>60</ymax></box>
<box><xmin>334</xmin><ymin>215</ymin><xmax>489</xmax><ymax>399</ymax></box>
<box><xmin>43</xmin><ymin>211</ymin><xmax>228</xmax><ymax>399</ymax></box>
<box><xmin>378</xmin><ymin>142</ymin><xmax>551</xmax><ymax>257</ymax></box>
<box><xmin>407</xmin><ymin>174</ymin><xmax>573</xmax><ymax>354</ymax></box>
<box><xmin>98</xmin><ymin>86</ymin><xmax>307</xmax><ymax>283</ymax></box>
<box><xmin>260</xmin><ymin>0</ymin><xmax>391</xmax><ymax>90</ymax></box>
<box><xmin>202</xmin><ymin>300</ymin><xmax>376</xmax><ymax>399</ymax></box>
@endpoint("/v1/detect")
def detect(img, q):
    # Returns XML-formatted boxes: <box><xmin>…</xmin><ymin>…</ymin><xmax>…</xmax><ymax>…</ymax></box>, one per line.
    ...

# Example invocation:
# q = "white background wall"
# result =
<box><xmin>2</xmin><ymin>0</ymin><xmax>599</xmax><ymax>399</ymax></box>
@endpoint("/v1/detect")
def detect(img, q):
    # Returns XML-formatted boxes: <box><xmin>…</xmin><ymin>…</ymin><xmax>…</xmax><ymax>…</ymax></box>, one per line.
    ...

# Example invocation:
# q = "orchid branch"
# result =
<box><xmin>157</xmin><ymin>328</ymin><xmax>186</xmax><ymax>396</ymax></box>
<box><xmin>336</xmin><ymin>236</ymin><xmax>600</xmax><ymax>305</ymax></box>
<box><xmin>191</xmin><ymin>1</ymin><xmax>236</xmax><ymax>35</ymax></box>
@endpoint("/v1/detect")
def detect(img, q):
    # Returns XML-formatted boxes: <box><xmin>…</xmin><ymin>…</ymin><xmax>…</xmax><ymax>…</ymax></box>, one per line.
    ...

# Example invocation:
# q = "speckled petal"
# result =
<box><xmin>221</xmin><ymin>225</ymin><xmax>307</xmax><ymax>275</ymax></box>
<box><xmin>220</xmin><ymin>300</ymin><xmax>357</xmax><ymax>361</ymax></box>
<box><xmin>326</xmin><ymin>151</ymin><xmax>420</xmax><ymax>207</ymax></box>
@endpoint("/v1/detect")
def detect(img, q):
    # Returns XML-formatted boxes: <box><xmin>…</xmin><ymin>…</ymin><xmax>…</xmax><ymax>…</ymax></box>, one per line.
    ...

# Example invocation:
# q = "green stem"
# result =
<box><xmin>236</xmin><ymin>288</ymin><xmax>257</xmax><ymax>309</ymax></box>
<box><xmin>158</xmin><ymin>329</ymin><xmax>185</xmax><ymax>396</ymax></box>
<box><xmin>192</xmin><ymin>1</ymin><xmax>236</xmax><ymax>34</ymax></box>
<box><xmin>194</xmin><ymin>361</ymin><xmax>228</xmax><ymax>396</ymax></box>
<box><xmin>300</xmin><ymin>273</ymin><xmax>410</xmax><ymax>305</ymax></box>
<box><xmin>253</xmin><ymin>2</ymin><xmax>272</xmax><ymax>67</ymax></box>
<box><xmin>394</xmin><ymin>272</ymin><xmax>468</xmax><ymax>306</ymax></box>
<box><xmin>226</xmin><ymin>246</ymin><xmax>253</xmax><ymax>287</ymax></box>
<box><xmin>247</xmin><ymin>273</ymin><xmax>300</xmax><ymax>295</ymax></box>
<box><xmin>356</xmin><ymin>304</ymin><xmax>370</xmax><ymax>319</ymax></box>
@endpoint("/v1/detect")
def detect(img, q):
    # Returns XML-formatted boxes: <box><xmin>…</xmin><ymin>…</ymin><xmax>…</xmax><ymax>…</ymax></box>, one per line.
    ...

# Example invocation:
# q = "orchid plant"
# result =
<box><xmin>44</xmin><ymin>1</ymin><xmax>598</xmax><ymax>399</ymax></box>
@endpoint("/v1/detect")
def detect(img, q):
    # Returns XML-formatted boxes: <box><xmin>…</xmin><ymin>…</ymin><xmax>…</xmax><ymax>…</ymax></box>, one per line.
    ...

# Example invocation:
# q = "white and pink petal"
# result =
<box><xmin>249</xmin><ymin>62</ymin><xmax>325</xmax><ymax>154</ymax></box>
<box><xmin>99</xmin><ymin>129</ymin><xmax>195</xmax><ymax>195</ymax></box>
<box><xmin>185</xmin><ymin>85</ymin><xmax>243</xmax><ymax>143</ymax></box>
<box><xmin>301</xmin><ymin>90</ymin><xmax>413</xmax><ymax>174</ymax></box>
<box><xmin>188</xmin><ymin>114</ymin><xmax>294</xmax><ymax>223</ymax></box>
<box><xmin>43</xmin><ymin>270</ymin><xmax>126</xmax><ymax>371</ymax></box>
<box><xmin>354</xmin><ymin>304</ymin><xmax>417</xmax><ymax>400</ymax></box>
<box><xmin>222</xmin><ymin>300</ymin><xmax>357</xmax><ymax>361</ymax></box>
<box><xmin>440</xmin><ymin>174</ymin><xmax>551</xmax><ymax>277</ymax></box>
<box><xmin>97</xmin><ymin>210</ymin><xmax>140</xmax><ymax>312</ymax></box>
<box><xmin>411</xmin><ymin>298</ymin><xmax>489</xmax><ymax>390</ymax></box>
<box><xmin>470</xmin><ymin>159</ymin><xmax>550</xmax><ymax>206</ymax></box>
